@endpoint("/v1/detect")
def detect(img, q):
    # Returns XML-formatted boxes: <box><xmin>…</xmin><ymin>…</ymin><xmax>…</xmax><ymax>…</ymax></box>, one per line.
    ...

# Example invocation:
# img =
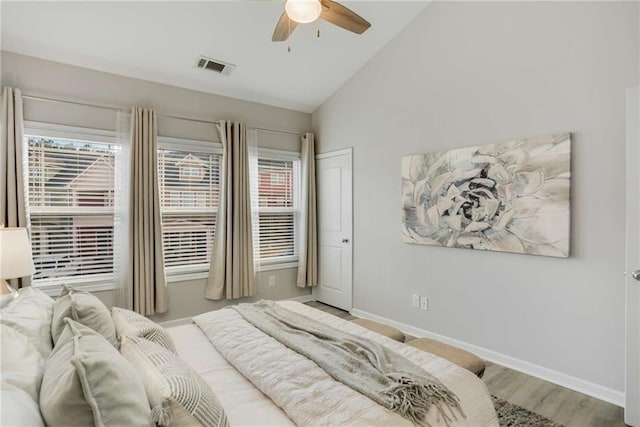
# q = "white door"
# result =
<box><xmin>626</xmin><ymin>86</ymin><xmax>640</xmax><ymax>427</ymax></box>
<box><xmin>313</xmin><ymin>148</ymin><xmax>353</xmax><ymax>311</ymax></box>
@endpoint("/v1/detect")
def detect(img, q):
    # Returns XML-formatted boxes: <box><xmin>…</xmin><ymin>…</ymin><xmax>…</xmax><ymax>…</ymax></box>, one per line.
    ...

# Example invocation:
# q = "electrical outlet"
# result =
<box><xmin>268</xmin><ymin>276</ymin><xmax>276</xmax><ymax>287</ymax></box>
<box><xmin>411</xmin><ymin>294</ymin><xmax>420</xmax><ymax>308</ymax></box>
<box><xmin>420</xmin><ymin>296</ymin><xmax>429</xmax><ymax>311</ymax></box>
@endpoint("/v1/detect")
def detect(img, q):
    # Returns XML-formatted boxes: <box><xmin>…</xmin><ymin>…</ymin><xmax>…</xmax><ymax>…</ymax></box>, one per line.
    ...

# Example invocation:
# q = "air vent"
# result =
<box><xmin>196</xmin><ymin>56</ymin><xmax>236</xmax><ymax>77</ymax></box>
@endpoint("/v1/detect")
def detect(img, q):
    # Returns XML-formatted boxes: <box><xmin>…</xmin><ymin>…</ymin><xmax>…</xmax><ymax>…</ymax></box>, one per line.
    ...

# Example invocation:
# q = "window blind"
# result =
<box><xmin>26</xmin><ymin>136</ymin><xmax>117</xmax><ymax>283</ymax></box>
<box><xmin>256</xmin><ymin>157</ymin><xmax>300</xmax><ymax>264</ymax></box>
<box><xmin>157</xmin><ymin>146</ymin><xmax>220</xmax><ymax>273</ymax></box>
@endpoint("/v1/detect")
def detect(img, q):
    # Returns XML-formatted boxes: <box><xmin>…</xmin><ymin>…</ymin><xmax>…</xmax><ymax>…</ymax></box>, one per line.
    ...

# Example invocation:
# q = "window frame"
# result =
<box><xmin>157</xmin><ymin>136</ymin><xmax>223</xmax><ymax>283</ymax></box>
<box><xmin>23</xmin><ymin>121</ymin><xmax>120</xmax><ymax>296</ymax></box>
<box><xmin>255</xmin><ymin>148</ymin><xmax>301</xmax><ymax>270</ymax></box>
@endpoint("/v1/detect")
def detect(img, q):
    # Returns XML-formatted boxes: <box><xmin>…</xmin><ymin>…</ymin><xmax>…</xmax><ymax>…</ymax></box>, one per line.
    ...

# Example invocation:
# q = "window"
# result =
<box><xmin>255</xmin><ymin>151</ymin><xmax>301</xmax><ymax>266</ymax></box>
<box><xmin>270</xmin><ymin>173</ymin><xmax>285</xmax><ymax>186</ymax></box>
<box><xmin>181</xmin><ymin>166</ymin><xmax>200</xmax><ymax>178</ymax></box>
<box><xmin>157</xmin><ymin>138</ymin><xmax>222</xmax><ymax>278</ymax></box>
<box><xmin>24</xmin><ymin>125</ymin><xmax>121</xmax><ymax>289</ymax></box>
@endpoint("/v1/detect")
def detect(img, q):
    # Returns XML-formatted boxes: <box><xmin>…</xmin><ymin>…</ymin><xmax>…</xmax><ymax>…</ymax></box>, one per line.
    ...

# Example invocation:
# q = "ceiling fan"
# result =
<box><xmin>272</xmin><ymin>0</ymin><xmax>371</xmax><ymax>42</ymax></box>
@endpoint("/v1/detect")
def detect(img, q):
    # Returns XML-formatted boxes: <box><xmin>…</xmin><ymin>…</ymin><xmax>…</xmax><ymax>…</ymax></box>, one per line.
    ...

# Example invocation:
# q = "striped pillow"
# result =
<box><xmin>120</xmin><ymin>335</ymin><xmax>229</xmax><ymax>427</ymax></box>
<box><xmin>112</xmin><ymin>307</ymin><xmax>176</xmax><ymax>353</ymax></box>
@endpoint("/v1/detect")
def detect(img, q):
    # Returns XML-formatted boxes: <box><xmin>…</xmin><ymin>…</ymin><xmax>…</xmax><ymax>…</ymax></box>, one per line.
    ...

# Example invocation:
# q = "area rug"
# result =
<box><xmin>492</xmin><ymin>395</ymin><xmax>563</xmax><ymax>427</ymax></box>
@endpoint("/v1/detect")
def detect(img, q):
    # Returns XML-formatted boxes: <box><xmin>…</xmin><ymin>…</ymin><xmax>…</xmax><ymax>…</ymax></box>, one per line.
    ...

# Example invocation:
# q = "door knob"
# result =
<box><xmin>633</xmin><ymin>270</ymin><xmax>640</xmax><ymax>281</ymax></box>
<box><xmin>342</xmin><ymin>238</ymin><xmax>350</xmax><ymax>243</ymax></box>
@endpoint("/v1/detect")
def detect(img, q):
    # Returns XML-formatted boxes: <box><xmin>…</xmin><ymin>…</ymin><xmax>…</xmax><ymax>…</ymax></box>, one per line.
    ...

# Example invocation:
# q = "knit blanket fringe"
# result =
<box><xmin>383</xmin><ymin>374</ymin><xmax>464</xmax><ymax>426</ymax></box>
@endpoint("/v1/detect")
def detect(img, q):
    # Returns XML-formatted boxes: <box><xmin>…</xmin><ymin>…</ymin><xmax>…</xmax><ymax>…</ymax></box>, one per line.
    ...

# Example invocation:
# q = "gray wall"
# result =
<box><xmin>312</xmin><ymin>1</ymin><xmax>639</xmax><ymax>393</ymax></box>
<box><xmin>1</xmin><ymin>51</ymin><xmax>312</xmax><ymax>321</ymax></box>
<box><xmin>150</xmin><ymin>268</ymin><xmax>304</xmax><ymax>323</ymax></box>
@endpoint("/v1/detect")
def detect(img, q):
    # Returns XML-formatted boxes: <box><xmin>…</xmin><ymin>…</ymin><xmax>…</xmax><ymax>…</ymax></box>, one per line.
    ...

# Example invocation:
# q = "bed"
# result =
<box><xmin>1</xmin><ymin>286</ymin><xmax>498</xmax><ymax>427</ymax></box>
<box><xmin>167</xmin><ymin>301</ymin><xmax>499</xmax><ymax>427</ymax></box>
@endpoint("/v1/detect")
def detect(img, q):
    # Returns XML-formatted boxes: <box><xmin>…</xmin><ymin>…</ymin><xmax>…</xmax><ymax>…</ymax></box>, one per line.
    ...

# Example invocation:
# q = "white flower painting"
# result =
<box><xmin>401</xmin><ymin>133</ymin><xmax>571</xmax><ymax>257</ymax></box>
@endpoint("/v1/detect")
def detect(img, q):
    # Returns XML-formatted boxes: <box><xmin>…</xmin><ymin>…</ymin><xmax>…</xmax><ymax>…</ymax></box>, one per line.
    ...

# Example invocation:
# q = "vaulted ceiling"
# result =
<box><xmin>1</xmin><ymin>1</ymin><xmax>429</xmax><ymax>113</ymax></box>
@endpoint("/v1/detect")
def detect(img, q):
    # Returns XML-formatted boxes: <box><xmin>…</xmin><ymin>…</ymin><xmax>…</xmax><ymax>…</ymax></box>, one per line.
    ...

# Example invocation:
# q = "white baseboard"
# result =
<box><xmin>160</xmin><ymin>294</ymin><xmax>315</xmax><ymax>327</ymax></box>
<box><xmin>287</xmin><ymin>294</ymin><xmax>316</xmax><ymax>303</ymax></box>
<box><xmin>351</xmin><ymin>308</ymin><xmax>625</xmax><ymax>407</ymax></box>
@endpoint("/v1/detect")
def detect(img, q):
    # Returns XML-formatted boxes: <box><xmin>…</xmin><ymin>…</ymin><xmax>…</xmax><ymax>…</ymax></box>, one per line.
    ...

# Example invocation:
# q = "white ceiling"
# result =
<box><xmin>1</xmin><ymin>1</ymin><xmax>429</xmax><ymax>113</ymax></box>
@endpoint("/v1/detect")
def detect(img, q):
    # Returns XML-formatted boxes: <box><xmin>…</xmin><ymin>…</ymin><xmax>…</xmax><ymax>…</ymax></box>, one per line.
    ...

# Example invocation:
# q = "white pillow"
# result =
<box><xmin>0</xmin><ymin>324</ymin><xmax>45</xmax><ymax>402</ymax></box>
<box><xmin>0</xmin><ymin>382</ymin><xmax>45</xmax><ymax>427</ymax></box>
<box><xmin>112</xmin><ymin>307</ymin><xmax>177</xmax><ymax>353</ymax></box>
<box><xmin>0</xmin><ymin>286</ymin><xmax>54</xmax><ymax>357</ymax></box>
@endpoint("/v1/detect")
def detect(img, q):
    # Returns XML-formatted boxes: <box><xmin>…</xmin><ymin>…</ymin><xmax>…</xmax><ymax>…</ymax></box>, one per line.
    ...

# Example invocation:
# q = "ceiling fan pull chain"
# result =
<box><xmin>285</xmin><ymin>15</ymin><xmax>291</xmax><ymax>53</ymax></box>
<box><xmin>288</xmin><ymin>16</ymin><xmax>292</xmax><ymax>52</ymax></box>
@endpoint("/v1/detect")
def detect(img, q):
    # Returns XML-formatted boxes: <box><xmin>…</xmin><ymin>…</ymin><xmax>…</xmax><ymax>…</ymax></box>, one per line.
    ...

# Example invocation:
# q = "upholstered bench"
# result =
<box><xmin>407</xmin><ymin>338</ymin><xmax>486</xmax><ymax>378</ymax></box>
<box><xmin>351</xmin><ymin>318</ymin><xmax>405</xmax><ymax>342</ymax></box>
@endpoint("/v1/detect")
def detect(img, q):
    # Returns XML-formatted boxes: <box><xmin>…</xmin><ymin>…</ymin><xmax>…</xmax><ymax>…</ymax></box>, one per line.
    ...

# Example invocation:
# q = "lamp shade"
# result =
<box><xmin>0</xmin><ymin>228</ymin><xmax>35</xmax><ymax>280</ymax></box>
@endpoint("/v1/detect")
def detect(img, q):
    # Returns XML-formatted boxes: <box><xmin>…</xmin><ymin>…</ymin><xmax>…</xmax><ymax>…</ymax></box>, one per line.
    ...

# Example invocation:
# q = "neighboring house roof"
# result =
<box><xmin>36</xmin><ymin>150</ymin><xmax>226</xmax><ymax>191</ymax></box>
<box><xmin>66</xmin><ymin>156</ymin><xmax>114</xmax><ymax>189</ymax></box>
<box><xmin>176</xmin><ymin>153</ymin><xmax>208</xmax><ymax>168</ymax></box>
<box><xmin>34</xmin><ymin>148</ymin><xmax>113</xmax><ymax>188</ymax></box>
<box><xmin>162</xmin><ymin>152</ymin><xmax>217</xmax><ymax>188</ymax></box>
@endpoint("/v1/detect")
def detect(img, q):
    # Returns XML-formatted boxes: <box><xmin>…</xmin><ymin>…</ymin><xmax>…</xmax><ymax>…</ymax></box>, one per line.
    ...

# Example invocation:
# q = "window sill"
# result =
<box><xmin>165</xmin><ymin>263</ymin><xmax>299</xmax><ymax>282</ymax></box>
<box><xmin>259</xmin><ymin>262</ymin><xmax>299</xmax><ymax>272</ymax></box>
<box><xmin>166</xmin><ymin>271</ymin><xmax>209</xmax><ymax>283</ymax></box>
<box><xmin>34</xmin><ymin>279</ymin><xmax>118</xmax><ymax>297</ymax></box>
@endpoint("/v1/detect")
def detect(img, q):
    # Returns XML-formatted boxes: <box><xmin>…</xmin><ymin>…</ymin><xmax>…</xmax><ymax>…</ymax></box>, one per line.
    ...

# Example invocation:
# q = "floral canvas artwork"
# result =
<box><xmin>401</xmin><ymin>133</ymin><xmax>571</xmax><ymax>257</ymax></box>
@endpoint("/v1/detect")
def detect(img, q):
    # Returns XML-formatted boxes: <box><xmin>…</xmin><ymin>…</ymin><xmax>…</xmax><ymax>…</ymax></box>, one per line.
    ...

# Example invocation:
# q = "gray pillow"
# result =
<box><xmin>40</xmin><ymin>319</ymin><xmax>152</xmax><ymax>427</ymax></box>
<box><xmin>112</xmin><ymin>307</ymin><xmax>176</xmax><ymax>353</ymax></box>
<box><xmin>51</xmin><ymin>285</ymin><xmax>117</xmax><ymax>347</ymax></box>
<box><xmin>121</xmin><ymin>335</ymin><xmax>229</xmax><ymax>427</ymax></box>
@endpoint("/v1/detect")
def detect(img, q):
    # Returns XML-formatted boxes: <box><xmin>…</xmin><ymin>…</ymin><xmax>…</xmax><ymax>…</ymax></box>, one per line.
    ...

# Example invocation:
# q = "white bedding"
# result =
<box><xmin>187</xmin><ymin>301</ymin><xmax>499</xmax><ymax>427</ymax></box>
<box><xmin>166</xmin><ymin>322</ymin><xmax>295</xmax><ymax>427</ymax></box>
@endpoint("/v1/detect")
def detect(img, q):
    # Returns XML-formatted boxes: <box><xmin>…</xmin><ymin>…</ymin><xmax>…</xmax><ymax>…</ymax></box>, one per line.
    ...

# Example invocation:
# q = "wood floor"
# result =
<box><xmin>483</xmin><ymin>362</ymin><xmax>626</xmax><ymax>427</ymax></box>
<box><xmin>306</xmin><ymin>301</ymin><xmax>628</xmax><ymax>427</ymax></box>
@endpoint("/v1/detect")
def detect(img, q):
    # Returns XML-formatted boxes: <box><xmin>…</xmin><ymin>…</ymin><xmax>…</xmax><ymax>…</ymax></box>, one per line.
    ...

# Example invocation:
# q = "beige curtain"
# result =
<box><xmin>297</xmin><ymin>133</ymin><xmax>318</xmax><ymax>287</ymax></box>
<box><xmin>1</xmin><ymin>87</ymin><xmax>30</xmax><ymax>288</ymax></box>
<box><xmin>127</xmin><ymin>107</ymin><xmax>168</xmax><ymax>315</ymax></box>
<box><xmin>205</xmin><ymin>121</ymin><xmax>254</xmax><ymax>300</ymax></box>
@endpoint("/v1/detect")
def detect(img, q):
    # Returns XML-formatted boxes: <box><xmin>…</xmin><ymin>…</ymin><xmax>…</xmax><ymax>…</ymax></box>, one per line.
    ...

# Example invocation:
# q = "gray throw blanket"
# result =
<box><xmin>231</xmin><ymin>300</ymin><xmax>464</xmax><ymax>426</ymax></box>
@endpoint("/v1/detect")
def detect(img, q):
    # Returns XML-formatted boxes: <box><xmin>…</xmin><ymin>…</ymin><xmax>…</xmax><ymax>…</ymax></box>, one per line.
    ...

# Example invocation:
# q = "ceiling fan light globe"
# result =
<box><xmin>285</xmin><ymin>0</ymin><xmax>322</xmax><ymax>24</ymax></box>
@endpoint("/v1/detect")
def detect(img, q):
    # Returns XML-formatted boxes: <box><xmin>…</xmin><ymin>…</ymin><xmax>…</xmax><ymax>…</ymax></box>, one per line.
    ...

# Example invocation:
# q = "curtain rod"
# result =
<box><xmin>21</xmin><ymin>94</ymin><xmax>303</xmax><ymax>137</ymax></box>
<box><xmin>22</xmin><ymin>94</ymin><xmax>122</xmax><ymax>112</ymax></box>
<box><xmin>253</xmin><ymin>127</ymin><xmax>301</xmax><ymax>137</ymax></box>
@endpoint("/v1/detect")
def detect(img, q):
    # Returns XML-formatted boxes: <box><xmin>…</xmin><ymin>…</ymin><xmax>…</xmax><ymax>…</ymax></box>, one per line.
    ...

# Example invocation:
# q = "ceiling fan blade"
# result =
<box><xmin>272</xmin><ymin>12</ymin><xmax>298</xmax><ymax>42</ymax></box>
<box><xmin>320</xmin><ymin>0</ymin><xmax>371</xmax><ymax>35</ymax></box>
